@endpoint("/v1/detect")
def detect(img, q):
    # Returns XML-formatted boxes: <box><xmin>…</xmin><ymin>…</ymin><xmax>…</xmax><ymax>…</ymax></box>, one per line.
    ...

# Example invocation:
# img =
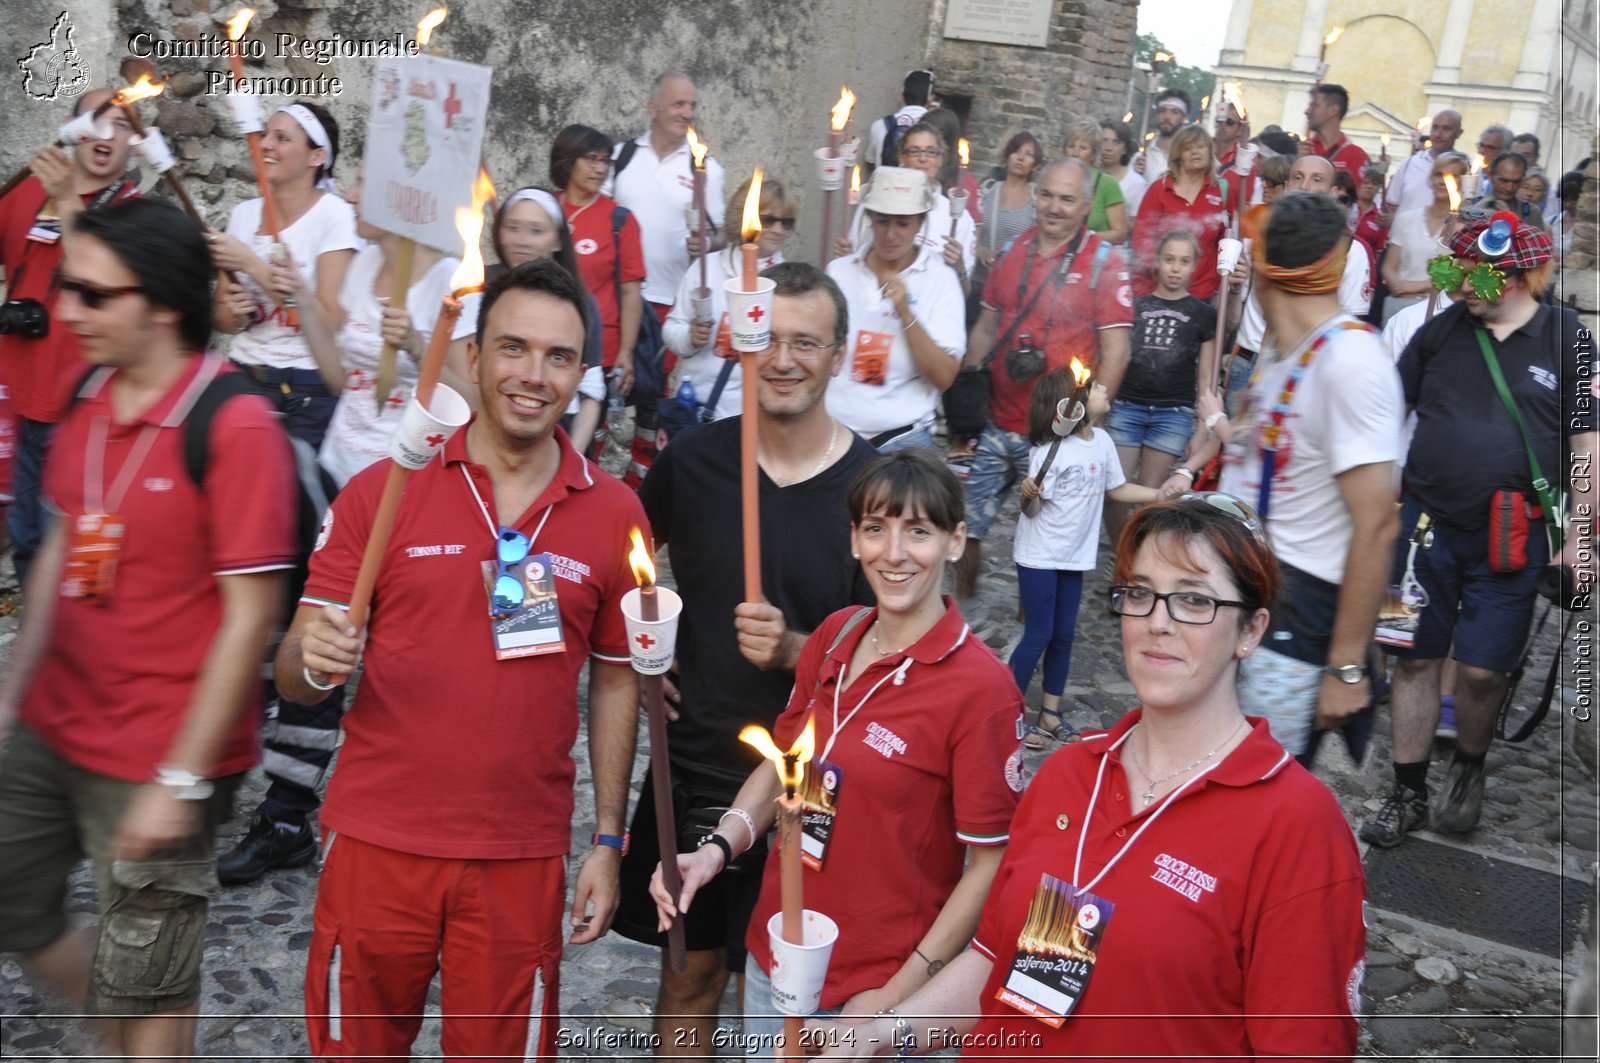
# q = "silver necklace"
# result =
<box><xmin>869</xmin><ymin>621</ymin><xmax>903</xmax><ymax>657</ymax></box>
<box><xmin>1127</xmin><ymin>718</ymin><xmax>1246</xmax><ymax>808</ymax></box>
<box><xmin>773</xmin><ymin>419</ymin><xmax>838</xmax><ymax>487</ymax></box>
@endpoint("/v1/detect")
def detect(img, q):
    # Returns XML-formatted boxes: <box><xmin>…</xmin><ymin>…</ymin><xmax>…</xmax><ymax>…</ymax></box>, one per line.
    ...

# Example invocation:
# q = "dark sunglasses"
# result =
<box><xmin>59</xmin><ymin>277</ymin><xmax>143</xmax><ymax>309</ymax></box>
<box><xmin>759</xmin><ymin>214</ymin><xmax>797</xmax><ymax>231</ymax></box>
<box><xmin>492</xmin><ymin>527</ymin><xmax>531</xmax><ymax>615</ymax></box>
<box><xmin>1178</xmin><ymin>491</ymin><xmax>1266</xmax><ymax>542</ymax></box>
<box><xmin>1336</xmin><ymin>196</ymin><xmax>1354</xmax><ymax>206</ymax></box>
<box><xmin>1218</xmin><ymin>118</ymin><xmax>1241</xmax><ymax>128</ymax></box>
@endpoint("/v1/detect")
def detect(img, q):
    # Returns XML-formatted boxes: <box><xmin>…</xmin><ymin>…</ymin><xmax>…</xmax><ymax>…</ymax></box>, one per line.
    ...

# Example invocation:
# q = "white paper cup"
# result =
<box><xmin>1051</xmin><ymin>398</ymin><xmax>1085</xmax><ymax>437</ymax></box>
<box><xmin>814</xmin><ymin>148</ymin><xmax>846</xmax><ymax>191</ymax></box>
<box><xmin>840</xmin><ymin>137</ymin><xmax>860</xmax><ymax>167</ymax></box>
<box><xmin>226</xmin><ymin>92</ymin><xmax>265</xmax><ymax>135</ymax></box>
<box><xmin>684</xmin><ymin>206</ymin><xmax>702</xmax><ymax>233</ymax></box>
<box><xmin>948</xmin><ymin>189</ymin><xmax>970</xmax><ymax>220</ymax></box>
<box><xmin>690</xmin><ymin>286</ymin><xmax>714</xmax><ymax>324</ymax></box>
<box><xmin>134</xmin><ymin>128</ymin><xmax>175</xmax><ymax>174</ymax></box>
<box><xmin>387</xmin><ymin>383</ymin><xmax>470</xmax><ymax>470</ymax></box>
<box><xmin>1216</xmin><ymin>237</ymin><xmax>1244</xmax><ymax>276</ymax></box>
<box><xmin>619</xmin><ymin>586</ymin><xmax>683</xmax><ymax>674</ymax></box>
<box><xmin>57</xmin><ymin>112</ymin><xmax>112</xmax><ymax>146</ymax></box>
<box><xmin>766</xmin><ymin>910</ymin><xmax>840</xmax><ymax>1017</ymax></box>
<box><xmin>1233</xmin><ymin>143</ymin><xmax>1259</xmax><ymax>176</ymax></box>
<box><xmin>723</xmin><ymin>276</ymin><xmax>776</xmax><ymax>353</ymax></box>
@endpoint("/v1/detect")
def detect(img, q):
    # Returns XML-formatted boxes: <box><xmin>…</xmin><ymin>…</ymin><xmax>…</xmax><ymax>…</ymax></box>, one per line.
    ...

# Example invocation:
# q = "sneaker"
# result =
<box><xmin>1025</xmin><ymin>709</ymin><xmax>1081</xmax><ymax>749</ymax></box>
<box><xmin>217</xmin><ymin>813</ymin><xmax>318</xmax><ymax>885</ymax></box>
<box><xmin>1435</xmin><ymin>697</ymin><xmax>1458</xmax><ymax>740</ymax></box>
<box><xmin>1434</xmin><ymin>758</ymin><xmax>1486</xmax><ymax>834</ymax></box>
<box><xmin>1358</xmin><ymin>785</ymin><xmax>1429</xmax><ymax>848</ymax></box>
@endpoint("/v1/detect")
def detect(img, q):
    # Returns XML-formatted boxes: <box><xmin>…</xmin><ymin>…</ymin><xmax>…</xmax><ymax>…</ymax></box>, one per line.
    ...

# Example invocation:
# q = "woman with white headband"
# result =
<box><xmin>208</xmin><ymin>100</ymin><xmax>357</xmax><ymax>449</ymax></box>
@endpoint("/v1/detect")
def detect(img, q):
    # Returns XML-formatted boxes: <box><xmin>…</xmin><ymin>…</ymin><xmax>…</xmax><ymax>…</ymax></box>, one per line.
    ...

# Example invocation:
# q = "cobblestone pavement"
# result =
<box><xmin>1</xmin><ymin>437</ymin><xmax>1595</xmax><ymax>1060</ymax></box>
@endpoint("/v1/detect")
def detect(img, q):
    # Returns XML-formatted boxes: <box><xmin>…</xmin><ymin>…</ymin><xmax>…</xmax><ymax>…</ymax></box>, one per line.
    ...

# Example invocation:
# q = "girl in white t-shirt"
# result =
<box><xmin>1011</xmin><ymin>368</ymin><xmax>1158</xmax><ymax>746</ymax></box>
<box><xmin>208</xmin><ymin>101</ymin><xmax>358</xmax><ymax>447</ymax></box>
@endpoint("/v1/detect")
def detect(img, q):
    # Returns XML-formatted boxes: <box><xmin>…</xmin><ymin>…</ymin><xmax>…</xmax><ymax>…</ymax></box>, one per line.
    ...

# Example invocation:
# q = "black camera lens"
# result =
<box><xmin>0</xmin><ymin>299</ymin><xmax>49</xmax><ymax>338</ymax></box>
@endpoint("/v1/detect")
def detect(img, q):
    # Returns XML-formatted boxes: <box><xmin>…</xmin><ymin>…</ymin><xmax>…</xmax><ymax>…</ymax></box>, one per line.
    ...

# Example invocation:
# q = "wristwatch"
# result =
<box><xmin>1204</xmin><ymin>411</ymin><xmax>1226</xmax><ymax>431</ymax></box>
<box><xmin>154</xmin><ymin>766</ymin><xmax>215</xmax><ymax>802</ymax></box>
<box><xmin>1171</xmin><ymin>464</ymin><xmax>1196</xmax><ymax>481</ymax></box>
<box><xmin>1325</xmin><ymin>663</ymin><xmax>1365</xmax><ymax>684</ymax></box>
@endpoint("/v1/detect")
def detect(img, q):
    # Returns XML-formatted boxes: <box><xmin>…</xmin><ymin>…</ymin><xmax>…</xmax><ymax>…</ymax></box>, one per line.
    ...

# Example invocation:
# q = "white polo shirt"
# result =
<box><xmin>824</xmin><ymin>243</ymin><xmax>966</xmax><ymax>436</ymax></box>
<box><xmin>1386</xmin><ymin>150</ymin><xmax>1439</xmax><ymax>216</ymax></box>
<box><xmin>847</xmin><ymin>190</ymin><xmax>977</xmax><ymax>277</ymax></box>
<box><xmin>1235</xmin><ymin>238</ymin><xmax>1371</xmax><ymax>352</ymax></box>
<box><xmin>603</xmin><ymin>132</ymin><xmax>727</xmax><ymax>306</ymax></box>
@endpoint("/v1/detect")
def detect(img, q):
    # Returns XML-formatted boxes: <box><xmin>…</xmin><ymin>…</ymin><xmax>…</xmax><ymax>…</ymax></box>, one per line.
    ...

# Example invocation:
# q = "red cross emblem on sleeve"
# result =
<box><xmin>443</xmin><ymin>84</ymin><xmax>462</xmax><ymax>129</ymax></box>
<box><xmin>635</xmin><ymin>632</ymin><xmax>657</xmax><ymax>650</ymax></box>
<box><xmin>744</xmin><ymin>303</ymin><xmax>765</xmax><ymax>324</ymax></box>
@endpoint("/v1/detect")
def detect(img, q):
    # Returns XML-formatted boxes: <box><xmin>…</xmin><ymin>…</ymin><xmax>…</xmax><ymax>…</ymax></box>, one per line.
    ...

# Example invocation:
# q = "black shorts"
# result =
<box><xmin>612</xmin><ymin>764</ymin><xmax>768</xmax><ymax>972</ymax></box>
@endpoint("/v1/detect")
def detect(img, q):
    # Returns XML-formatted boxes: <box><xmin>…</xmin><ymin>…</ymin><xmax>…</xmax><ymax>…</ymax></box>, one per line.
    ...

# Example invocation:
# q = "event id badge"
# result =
<box><xmin>994</xmin><ymin>873</ymin><xmax>1115</xmax><ymax>1027</ymax></box>
<box><xmin>799</xmin><ymin>758</ymin><xmax>843</xmax><ymax>871</ymax></box>
<box><xmin>715</xmin><ymin>313</ymin><xmax>735</xmax><ymax>359</ymax></box>
<box><xmin>851</xmin><ymin>330</ymin><xmax>892</xmax><ymax>386</ymax></box>
<box><xmin>61</xmin><ymin>512</ymin><xmax>126</xmax><ymax>606</ymax></box>
<box><xmin>480</xmin><ymin>551</ymin><xmax>567</xmax><ymax>660</ymax></box>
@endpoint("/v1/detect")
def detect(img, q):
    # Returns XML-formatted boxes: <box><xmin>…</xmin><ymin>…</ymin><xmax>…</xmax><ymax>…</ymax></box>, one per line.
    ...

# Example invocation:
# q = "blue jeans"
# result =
<box><xmin>1010</xmin><ymin>566</ymin><xmax>1084</xmax><ymax>697</ymax></box>
<box><xmin>1103</xmin><ymin>401</ymin><xmax>1196</xmax><ymax>458</ymax></box>
<box><xmin>7</xmin><ymin>417</ymin><xmax>55</xmax><ymax>591</ymax></box>
<box><xmin>1223</xmin><ymin>349</ymin><xmax>1256</xmax><ymax>418</ymax></box>
<box><xmin>873</xmin><ymin>425</ymin><xmax>935</xmax><ymax>454</ymax></box>
<box><xmin>963</xmin><ymin>423</ymin><xmax>1032</xmax><ymax>540</ymax></box>
<box><xmin>742</xmin><ymin>959</ymin><xmax>845</xmax><ymax>1063</ymax></box>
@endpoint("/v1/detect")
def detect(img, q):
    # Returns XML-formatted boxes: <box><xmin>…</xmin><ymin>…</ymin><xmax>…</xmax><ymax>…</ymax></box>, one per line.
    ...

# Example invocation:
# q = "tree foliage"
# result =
<box><xmin>1130</xmin><ymin>33</ymin><xmax>1218</xmax><ymax>128</ymax></box>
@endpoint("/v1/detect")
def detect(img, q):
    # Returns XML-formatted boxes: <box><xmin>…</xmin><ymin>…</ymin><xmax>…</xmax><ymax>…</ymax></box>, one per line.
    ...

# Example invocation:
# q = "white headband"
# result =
<box><xmin>277</xmin><ymin>104</ymin><xmax>335</xmax><ymax>191</ymax></box>
<box><xmin>504</xmin><ymin>188</ymin><xmax>567</xmax><ymax>231</ymax></box>
<box><xmin>1156</xmin><ymin>99</ymin><xmax>1190</xmax><ymax>117</ymax></box>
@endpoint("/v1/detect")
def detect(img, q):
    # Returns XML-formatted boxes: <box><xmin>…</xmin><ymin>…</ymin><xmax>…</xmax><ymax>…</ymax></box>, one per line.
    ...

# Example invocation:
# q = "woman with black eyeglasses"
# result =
<box><xmin>811</xmin><ymin>494</ymin><xmax>1365</xmax><ymax>1062</ymax></box>
<box><xmin>662</xmin><ymin>176</ymin><xmax>796</xmax><ymax>422</ymax></box>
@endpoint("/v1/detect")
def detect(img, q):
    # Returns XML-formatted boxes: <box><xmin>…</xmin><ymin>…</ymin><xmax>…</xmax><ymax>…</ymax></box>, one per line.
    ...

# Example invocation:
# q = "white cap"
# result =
<box><xmin>860</xmin><ymin>167</ymin><xmax>936</xmax><ymax>215</ymax></box>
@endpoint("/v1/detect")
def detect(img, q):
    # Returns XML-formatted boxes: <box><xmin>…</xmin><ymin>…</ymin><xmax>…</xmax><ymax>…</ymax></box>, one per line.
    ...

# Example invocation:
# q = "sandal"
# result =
<box><xmin>1025</xmin><ymin>708</ymin><xmax>1080</xmax><ymax>749</ymax></box>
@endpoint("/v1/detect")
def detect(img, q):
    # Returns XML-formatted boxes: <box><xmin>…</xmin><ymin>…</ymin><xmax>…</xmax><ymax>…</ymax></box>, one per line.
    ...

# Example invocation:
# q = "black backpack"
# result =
<box><xmin>607</xmin><ymin>205</ymin><xmax>668</xmax><ymax>401</ymax></box>
<box><xmin>881</xmin><ymin>115</ymin><xmax>907</xmax><ymax>168</ymax></box>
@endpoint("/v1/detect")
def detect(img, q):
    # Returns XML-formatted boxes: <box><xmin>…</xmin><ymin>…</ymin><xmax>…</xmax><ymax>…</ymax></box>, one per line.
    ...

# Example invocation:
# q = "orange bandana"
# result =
<box><xmin>1253</xmin><ymin>232</ymin><xmax>1348</xmax><ymax>295</ymax></box>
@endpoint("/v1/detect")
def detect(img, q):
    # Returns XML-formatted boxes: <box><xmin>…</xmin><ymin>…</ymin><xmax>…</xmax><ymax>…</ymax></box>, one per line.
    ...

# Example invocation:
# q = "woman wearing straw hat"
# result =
<box><xmin>824</xmin><ymin>168</ymin><xmax>966</xmax><ymax>453</ymax></box>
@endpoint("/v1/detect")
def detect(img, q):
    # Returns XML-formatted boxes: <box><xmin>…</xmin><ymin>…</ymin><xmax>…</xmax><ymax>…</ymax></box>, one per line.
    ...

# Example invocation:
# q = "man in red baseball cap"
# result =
<box><xmin>1362</xmin><ymin>210</ymin><xmax>1595</xmax><ymax>849</ymax></box>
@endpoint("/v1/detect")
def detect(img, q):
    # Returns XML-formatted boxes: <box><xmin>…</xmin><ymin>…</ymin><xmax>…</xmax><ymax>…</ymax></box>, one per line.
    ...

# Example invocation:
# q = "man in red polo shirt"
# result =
<box><xmin>1301</xmin><ymin>84</ymin><xmax>1371</xmax><ymax>178</ymax></box>
<box><xmin>0</xmin><ymin>199</ymin><xmax>295</xmax><ymax>1059</ymax></box>
<box><xmin>279</xmin><ymin>259</ymin><xmax>645</xmax><ymax>1061</ymax></box>
<box><xmin>0</xmin><ymin>88</ymin><xmax>139</xmax><ymax>590</ymax></box>
<box><xmin>954</xmin><ymin>158</ymin><xmax>1132</xmax><ymax>608</ymax></box>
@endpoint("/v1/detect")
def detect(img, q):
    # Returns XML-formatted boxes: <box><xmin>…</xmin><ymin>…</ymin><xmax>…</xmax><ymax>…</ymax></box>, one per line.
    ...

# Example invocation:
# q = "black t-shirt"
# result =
<box><xmin>1399</xmin><ymin>301</ymin><xmax>1594</xmax><ymax>529</ymax></box>
<box><xmin>638</xmin><ymin>417</ymin><xmax>876</xmax><ymax>783</ymax></box>
<box><xmin>1119</xmin><ymin>294</ymin><xmax>1216</xmax><ymax>407</ymax></box>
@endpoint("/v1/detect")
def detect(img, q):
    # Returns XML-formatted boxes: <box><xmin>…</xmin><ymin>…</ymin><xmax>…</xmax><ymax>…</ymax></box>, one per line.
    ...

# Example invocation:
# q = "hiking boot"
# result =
<box><xmin>217</xmin><ymin>813</ymin><xmax>317</xmax><ymax>885</ymax></box>
<box><xmin>1359</xmin><ymin>785</ymin><xmax>1429</xmax><ymax>848</ymax></box>
<box><xmin>1435</xmin><ymin>758</ymin><xmax>1486</xmax><ymax>834</ymax></box>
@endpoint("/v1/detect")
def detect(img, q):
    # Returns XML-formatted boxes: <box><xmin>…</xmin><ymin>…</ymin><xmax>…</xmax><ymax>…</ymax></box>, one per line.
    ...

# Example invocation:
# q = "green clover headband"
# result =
<box><xmin>1426</xmin><ymin>255</ymin><xmax>1506</xmax><ymax>301</ymax></box>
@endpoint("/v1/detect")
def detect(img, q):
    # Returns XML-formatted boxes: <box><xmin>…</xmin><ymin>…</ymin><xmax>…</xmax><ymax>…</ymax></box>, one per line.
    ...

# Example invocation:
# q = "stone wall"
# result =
<box><xmin>7</xmin><ymin>0</ymin><xmax>1136</xmax><ymax>263</ymax></box>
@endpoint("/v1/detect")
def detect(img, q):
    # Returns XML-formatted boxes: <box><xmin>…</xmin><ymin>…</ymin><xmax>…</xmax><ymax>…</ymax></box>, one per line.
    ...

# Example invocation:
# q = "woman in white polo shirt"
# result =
<box><xmin>825</xmin><ymin>168</ymin><xmax>966</xmax><ymax>452</ymax></box>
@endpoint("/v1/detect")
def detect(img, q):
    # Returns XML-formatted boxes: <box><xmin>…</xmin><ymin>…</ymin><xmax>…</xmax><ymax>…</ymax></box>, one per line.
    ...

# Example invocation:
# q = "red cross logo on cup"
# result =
<box><xmin>426</xmin><ymin>433</ymin><xmax>445</xmax><ymax>447</ymax></box>
<box><xmin>744</xmin><ymin>303</ymin><xmax>765</xmax><ymax>324</ymax></box>
<box><xmin>635</xmin><ymin>632</ymin><xmax>657</xmax><ymax>650</ymax></box>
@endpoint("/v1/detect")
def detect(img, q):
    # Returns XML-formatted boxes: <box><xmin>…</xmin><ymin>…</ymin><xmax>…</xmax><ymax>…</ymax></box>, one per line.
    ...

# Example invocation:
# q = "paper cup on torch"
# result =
<box><xmin>57</xmin><ymin>112</ymin><xmax>113</xmax><ymax>146</ymax></box>
<box><xmin>765</xmin><ymin>911</ymin><xmax>840</xmax><ymax>1016</ymax></box>
<box><xmin>620</xmin><ymin>586</ymin><xmax>683</xmax><ymax>674</ymax></box>
<box><xmin>683</xmin><ymin>206</ymin><xmax>702</xmax><ymax>233</ymax></box>
<box><xmin>948</xmin><ymin>189</ymin><xmax>970</xmax><ymax>222</ymax></box>
<box><xmin>690</xmin><ymin>287</ymin><xmax>714</xmax><ymax>324</ymax></box>
<box><xmin>813</xmin><ymin>148</ymin><xmax>846</xmax><ymax>191</ymax></box>
<box><xmin>226</xmin><ymin>92</ymin><xmax>265</xmax><ymax>136</ymax></box>
<box><xmin>1233</xmin><ymin>143</ymin><xmax>1258</xmax><ymax>177</ymax></box>
<box><xmin>1052</xmin><ymin>398</ymin><xmax>1087</xmax><ymax>438</ymax></box>
<box><xmin>839</xmin><ymin>137</ymin><xmax>860</xmax><ymax>167</ymax></box>
<box><xmin>387</xmin><ymin>383</ymin><xmax>470</xmax><ymax>470</ymax></box>
<box><xmin>133</xmin><ymin>128</ymin><xmax>176</xmax><ymax>174</ymax></box>
<box><xmin>1216</xmin><ymin>237</ymin><xmax>1244</xmax><ymax>277</ymax></box>
<box><xmin>723</xmin><ymin>276</ymin><xmax>776</xmax><ymax>352</ymax></box>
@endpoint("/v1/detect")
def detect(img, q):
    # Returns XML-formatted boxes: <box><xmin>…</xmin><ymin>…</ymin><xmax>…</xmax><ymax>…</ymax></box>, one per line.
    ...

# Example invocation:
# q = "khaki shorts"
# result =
<box><xmin>0</xmin><ymin>725</ymin><xmax>239</xmax><ymax>1015</ymax></box>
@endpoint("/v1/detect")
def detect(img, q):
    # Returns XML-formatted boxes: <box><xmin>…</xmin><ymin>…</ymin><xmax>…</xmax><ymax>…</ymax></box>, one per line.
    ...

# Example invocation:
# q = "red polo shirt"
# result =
<box><xmin>0</xmin><ymin>176</ymin><xmax>140</xmax><ymax>423</ymax></box>
<box><xmin>563</xmin><ymin>194</ymin><xmax>647</xmax><ymax>369</ymax></box>
<box><xmin>24</xmin><ymin>358</ymin><xmax>296</xmax><ymax>781</ymax></box>
<box><xmin>1131</xmin><ymin>174</ymin><xmax>1228</xmax><ymax>300</ymax></box>
<box><xmin>1309</xmin><ymin>134</ymin><xmax>1372</xmax><ymax>179</ymax></box>
<box><xmin>981</xmin><ymin>229</ymin><xmax>1132</xmax><ymax>435</ymax></box>
<box><xmin>965</xmin><ymin>710</ymin><xmax>1365</xmax><ymax>1061</ymax></box>
<box><xmin>301</xmin><ymin>422</ymin><xmax>645</xmax><ymax>859</ymax></box>
<box><xmin>744</xmin><ymin>601</ymin><xmax>1023</xmax><ymax>1008</ymax></box>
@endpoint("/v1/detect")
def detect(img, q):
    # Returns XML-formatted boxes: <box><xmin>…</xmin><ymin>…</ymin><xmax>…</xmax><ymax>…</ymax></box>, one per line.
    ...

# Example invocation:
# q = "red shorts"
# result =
<box><xmin>304</xmin><ymin>832</ymin><xmax>566</xmax><ymax>1062</ymax></box>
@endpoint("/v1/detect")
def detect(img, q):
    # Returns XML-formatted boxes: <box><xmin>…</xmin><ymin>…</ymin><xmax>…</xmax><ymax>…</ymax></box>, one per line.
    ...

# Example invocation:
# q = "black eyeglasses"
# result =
<box><xmin>59</xmin><ymin>277</ymin><xmax>143</xmax><ymax>309</ymax></box>
<box><xmin>899</xmin><ymin>147</ymin><xmax>944</xmax><ymax>160</ymax></box>
<box><xmin>762</xmin><ymin>337</ymin><xmax>837</xmax><ymax>357</ymax></box>
<box><xmin>491</xmin><ymin>527</ymin><xmax>530</xmax><ymax>616</ymax></box>
<box><xmin>1110</xmin><ymin>586</ymin><xmax>1252</xmax><ymax>625</ymax></box>
<box><xmin>759</xmin><ymin>214</ymin><xmax>797</xmax><ymax>231</ymax></box>
<box><xmin>579</xmin><ymin>152</ymin><xmax>611</xmax><ymax>166</ymax></box>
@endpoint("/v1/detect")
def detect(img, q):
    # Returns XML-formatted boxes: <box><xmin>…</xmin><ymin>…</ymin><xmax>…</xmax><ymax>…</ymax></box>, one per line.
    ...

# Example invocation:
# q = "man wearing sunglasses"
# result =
<box><xmin>279</xmin><ymin>259</ymin><xmax>648</xmax><ymax>1060</ymax></box>
<box><xmin>1213</xmin><ymin>101</ymin><xmax>1249</xmax><ymax>173</ymax></box>
<box><xmin>0</xmin><ymin>199</ymin><xmax>296</xmax><ymax>1060</ymax></box>
<box><xmin>1</xmin><ymin>88</ymin><xmax>139</xmax><ymax>592</ymax></box>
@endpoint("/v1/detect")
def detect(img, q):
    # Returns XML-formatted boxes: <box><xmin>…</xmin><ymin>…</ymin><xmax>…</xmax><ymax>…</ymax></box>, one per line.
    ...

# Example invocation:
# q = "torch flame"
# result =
<box><xmin>224</xmin><ymin>8</ymin><xmax>255</xmax><ymax>40</ymax></box>
<box><xmin>829</xmin><ymin>87</ymin><xmax>856</xmax><ymax>133</ymax></box>
<box><xmin>687</xmin><ymin>126</ymin><xmax>708</xmax><ymax>169</ymax></box>
<box><xmin>114</xmin><ymin>74</ymin><xmax>165</xmax><ymax>106</ymax></box>
<box><xmin>1381</xmin><ymin>133</ymin><xmax>1391</xmax><ymax>146</ymax></box>
<box><xmin>1144</xmin><ymin>131</ymin><xmax>1156</xmax><ymax>143</ymax></box>
<box><xmin>1200</xmin><ymin>95</ymin><xmax>1211</xmax><ymax>112</ymax></box>
<box><xmin>450</xmin><ymin>167</ymin><xmax>497</xmax><ymax>294</ymax></box>
<box><xmin>958</xmin><ymin>138</ymin><xmax>970</xmax><ymax>168</ymax></box>
<box><xmin>416</xmin><ymin>6</ymin><xmax>448</xmax><ymax>47</ymax></box>
<box><xmin>1323</xmin><ymin>25</ymin><xmax>1344</xmax><ymax>47</ymax></box>
<box><xmin>740</xmin><ymin>718</ymin><xmax>816</xmax><ymax>792</ymax></box>
<box><xmin>1070</xmin><ymin>357</ymin><xmax>1091</xmax><ymax>388</ymax></box>
<box><xmin>1122</xmin><ymin>111</ymin><xmax>1134</xmax><ymax>124</ymax></box>
<box><xmin>740</xmin><ymin>169</ymin><xmax>764</xmax><ymax>244</ymax></box>
<box><xmin>1416</xmin><ymin>115</ymin><xmax>1428</xmax><ymax>132</ymax></box>
<box><xmin>1153</xmin><ymin>51</ymin><xmax>1173</xmax><ymax>64</ymax></box>
<box><xmin>850</xmin><ymin>164</ymin><xmax>860</xmax><ymax>194</ymax></box>
<box><xmin>1223</xmin><ymin>81</ymin><xmax>1247</xmax><ymax>122</ymax></box>
<box><xmin>1443</xmin><ymin>173</ymin><xmax>1460</xmax><ymax>212</ymax></box>
<box><xmin>627</xmin><ymin>528</ymin><xmax>655</xmax><ymax>586</ymax></box>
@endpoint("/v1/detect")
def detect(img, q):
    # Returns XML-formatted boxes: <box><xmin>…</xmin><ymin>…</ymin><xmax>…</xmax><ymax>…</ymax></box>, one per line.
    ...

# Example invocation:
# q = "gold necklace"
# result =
<box><xmin>1126</xmin><ymin>719</ymin><xmax>1246</xmax><ymax>808</ymax></box>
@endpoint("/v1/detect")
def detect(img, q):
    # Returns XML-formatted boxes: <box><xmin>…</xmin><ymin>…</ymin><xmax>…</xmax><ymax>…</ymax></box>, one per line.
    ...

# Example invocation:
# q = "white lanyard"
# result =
<box><xmin>85</xmin><ymin>418</ymin><xmax>161</xmax><ymax>515</ymax></box>
<box><xmin>458</xmin><ymin>465</ymin><xmax>553</xmax><ymax>549</ymax></box>
<box><xmin>1070</xmin><ymin>728</ymin><xmax>1222</xmax><ymax>898</ymax></box>
<box><xmin>820</xmin><ymin>652</ymin><xmax>911</xmax><ymax>764</ymax></box>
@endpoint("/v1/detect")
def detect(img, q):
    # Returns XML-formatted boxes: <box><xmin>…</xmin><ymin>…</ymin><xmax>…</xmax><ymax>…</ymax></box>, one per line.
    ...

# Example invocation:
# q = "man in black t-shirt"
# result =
<box><xmin>613</xmin><ymin>262</ymin><xmax>875</xmax><ymax>1054</ymax></box>
<box><xmin>1362</xmin><ymin>215</ymin><xmax>1595</xmax><ymax>850</ymax></box>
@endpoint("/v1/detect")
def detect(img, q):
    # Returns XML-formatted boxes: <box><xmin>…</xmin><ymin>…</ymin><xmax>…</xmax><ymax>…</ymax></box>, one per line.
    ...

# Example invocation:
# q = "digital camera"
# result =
<box><xmin>0</xmin><ymin>298</ymin><xmax>48</xmax><ymax>338</ymax></box>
